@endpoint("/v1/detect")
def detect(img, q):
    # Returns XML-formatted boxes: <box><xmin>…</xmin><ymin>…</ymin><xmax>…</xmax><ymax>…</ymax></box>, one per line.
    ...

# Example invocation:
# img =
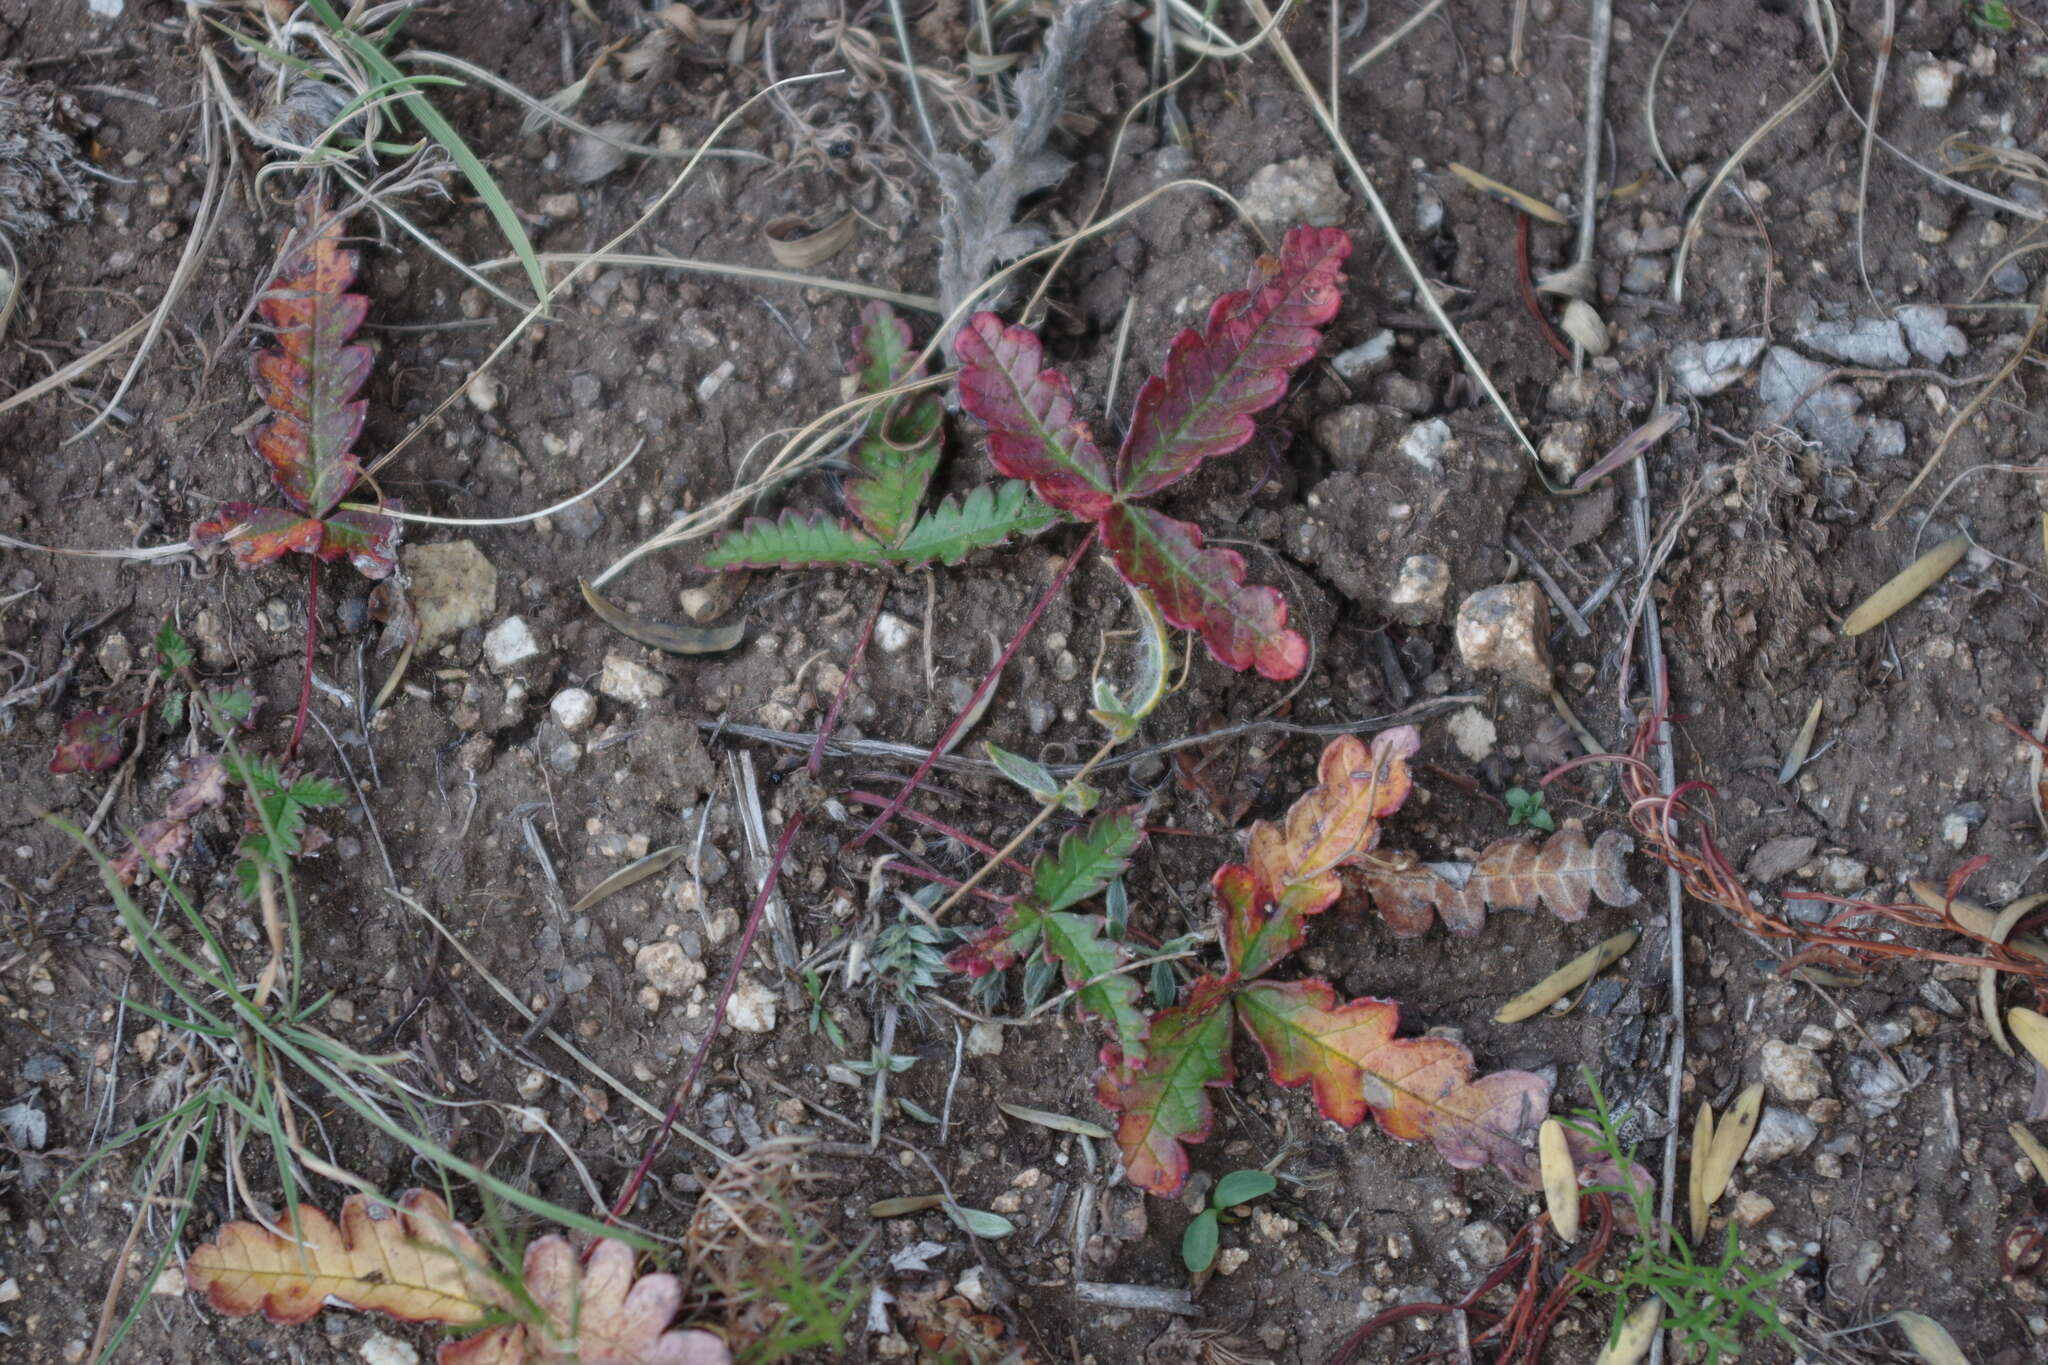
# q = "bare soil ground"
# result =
<box><xmin>4</xmin><ymin>1</ymin><xmax>2048</xmax><ymax>1362</ymax></box>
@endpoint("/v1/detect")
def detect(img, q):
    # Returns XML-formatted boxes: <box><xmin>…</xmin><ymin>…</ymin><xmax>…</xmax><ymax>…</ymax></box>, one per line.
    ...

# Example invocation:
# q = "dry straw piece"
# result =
<box><xmin>1494</xmin><ymin>929</ymin><xmax>1637</xmax><ymax>1023</ymax></box>
<box><xmin>1538</xmin><ymin>1119</ymin><xmax>1579</xmax><ymax>1241</ymax></box>
<box><xmin>1841</xmin><ymin>534</ymin><xmax>1968</xmax><ymax>636</ymax></box>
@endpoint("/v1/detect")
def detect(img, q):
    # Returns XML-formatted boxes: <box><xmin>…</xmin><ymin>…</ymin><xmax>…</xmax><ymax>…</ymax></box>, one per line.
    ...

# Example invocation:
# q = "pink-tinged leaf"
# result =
<box><xmin>193</xmin><ymin>503</ymin><xmax>326</xmax><ymax>568</ymax></box>
<box><xmin>317</xmin><ymin>506</ymin><xmax>401</xmax><ymax>579</ymax></box>
<box><xmin>250</xmin><ymin>201</ymin><xmax>373</xmax><ymax>519</ymax></box>
<box><xmin>1234</xmin><ymin>978</ymin><xmax>1549</xmax><ymax>1176</ymax></box>
<box><xmin>1117</xmin><ymin>226</ymin><xmax>1351</xmax><ymax>498</ymax></box>
<box><xmin>1343</xmin><ymin>829</ymin><xmax>1640</xmax><ymax>937</ymax></box>
<box><xmin>944</xmin><ymin>902</ymin><xmax>1044</xmax><ymax>977</ymax></box>
<box><xmin>1219</xmin><ymin>729</ymin><xmax>1419</xmax><ymax>980</ymax></box>
<box><xmin>113</xmin><ymin>817</ymin><xmax>194</xmax><ymax>885</ymax></box>
<box><xmin>50</xmin><ymin>708</ymin><xmax>136</xmax><ymax>774</ymax></box>
<box><xmin>164</xmin><ymin>754</ymin><xmax>230</xmax><ymax>820</ymax></box>
<box><xmin>955</xmin><ymin>312</ymin><xmax>1116</xmax><ymax>520</ymax></box>
<box><xmin>1043</xmin><ymin>910</ymin><xmax>1150</xmax><ymax>1071</ymax></box>
<box><xmin>1100</xmin><ymin>502</ymin><xmax>1305</xmax><ymax>679</ymax></box>
<box><xmin>1097</xmin><ymin>974</ymin><xmax>1236</xmax><ymax>1196</ymax></box>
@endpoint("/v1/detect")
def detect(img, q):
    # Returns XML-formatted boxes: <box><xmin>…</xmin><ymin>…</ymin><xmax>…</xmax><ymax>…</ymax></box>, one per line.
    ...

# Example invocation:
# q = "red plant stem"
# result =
<box><xmin>286</xmin><ymin>557</ymin><xmax>319</xmax><ymax>760</ymax></box>
<box><xmin>847</xmin><ymin>526</ymin><xmax>1095</xmax><ymax>851</ymax></box>
<box><xmin>810</xmin><ymin>580</ymin><xmax>887</xmax><ymax>778</ymax></box>
<box><xmin>597</xmin><ymin>812</ymin><xmax>804</xmax><ymax>1237</ymax></box>
<box><xmin>843</xmin><ymin>789</ymin><xmax>1029</xmax><ymax>872</ymax></box>
<box><xmin>1516</xmin><ymin>211</ymin><xmax>1573</xmax><ymax>362</ymax></box>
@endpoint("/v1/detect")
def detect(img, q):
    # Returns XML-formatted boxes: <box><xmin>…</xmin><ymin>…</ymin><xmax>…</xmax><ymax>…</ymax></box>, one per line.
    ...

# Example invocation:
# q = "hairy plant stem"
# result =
<box><xmin>286</xmin><ymin>557</ymin><xmax>319</xmax><ymax>761</ymax></box>
<box><xmin>811</xmin><ymin>580</ymin><xmax>888</xmax><ymax>777</ymax></box>
<box><xmin>847</xmin><ymin>527</ymin><xmax>1095</xmax><ymax>850</ymax></box>
<box><xmin>598</xmin><ymin>812</ymin><xmax>804</xmax><ymax>1237</ymax></box>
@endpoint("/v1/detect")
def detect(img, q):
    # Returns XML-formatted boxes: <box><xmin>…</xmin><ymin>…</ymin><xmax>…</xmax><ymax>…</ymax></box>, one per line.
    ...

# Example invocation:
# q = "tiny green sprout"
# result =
<box><xmin>1970</xmin><ymin>0</ymin><xmax>2015</xmax><ymax>32</ymax></box>
<box><xmin>802</xmin><ymin>969</ymin><xmax>846</xmax><ymax>1050</ymax></box>
<box><xmin>1505</xmin><ymin>785</ymin><xmax>1556</xmax><ymax>832</ymax></box>
<box><xmin>1181</xmin><ymin>1168</ymin><xmax>1278</xmax><ymax>1273</ymax></box>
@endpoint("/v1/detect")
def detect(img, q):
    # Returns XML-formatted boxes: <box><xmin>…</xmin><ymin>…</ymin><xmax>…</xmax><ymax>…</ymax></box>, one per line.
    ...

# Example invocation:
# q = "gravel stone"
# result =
<box><xmin>1760</xmin><ymin>1040</ymin><xmax>1828</xmax><ymax>1102</ymax></box>
<box><xmin>1241</xmin><ymin>156</ymin><xmax>1346</xmax><ymax>228</ymax></box>
<box><xmin>1454</xmin><ymin>581</ymin><xmax>1552</xmax><ymax>691</ymax></box>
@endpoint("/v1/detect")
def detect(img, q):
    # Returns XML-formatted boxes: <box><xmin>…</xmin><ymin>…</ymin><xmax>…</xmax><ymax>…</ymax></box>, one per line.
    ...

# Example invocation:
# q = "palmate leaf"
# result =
<box><xmin>1099</xmin><ymin>503</ymin><xmax>1305</xmax><ymax>679</ymax></box>
<box><xmin>944</xmin><ymin>902</ymin><xmax>1044</xmax><ymax>977</ymax></box>
<box><xmin>1096</xmin><ymin>974</ymin><xmax>1236</xmax><ymax>1195</ymax></box>
<box><xmin>706</xmin><ymin>482</ymin><xmax>1053</xmax><ymax>571</ymax></box>
<box><xmin>845</xmin><ymin>301</ymin><xmax>944</xmax><ymax>545</ymax></box>
<box><xmin>1234</xmin><ymin>979</ymin><xmax>1550</xmax><ymax>1178</ymax></box>
<box><xmin>1118</xmin><ymin>226</ymin><xmax>1351</xmax><ymax>497</ymax></box>
<box><xmin>954</xmin><ymin>313</ymin><xmax>1117</xmax><ymax>519</ymax></box>
<box><xmin>1219</xmin><ymin>728</ymin><xmax>1419</xmax><ymax>980</ymax></box>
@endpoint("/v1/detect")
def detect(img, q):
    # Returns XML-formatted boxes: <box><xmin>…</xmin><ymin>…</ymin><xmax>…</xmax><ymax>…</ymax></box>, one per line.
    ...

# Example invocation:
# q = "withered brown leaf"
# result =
<box><xmin>1344</xmin><ymin>828</ymin><xmax>1641</xmax><ymax>936</ymax></box>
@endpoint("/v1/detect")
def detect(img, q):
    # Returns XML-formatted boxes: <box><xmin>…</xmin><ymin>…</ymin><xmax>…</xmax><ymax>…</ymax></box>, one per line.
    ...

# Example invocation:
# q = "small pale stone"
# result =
<box><xmin>468</xmin><ymin>374</ymin><xmax>502</xmax><ymax>413</ymax></box>
<box><xmin>1388</xmin><ymin>554</ymin><xmax>1451</xmax><ymax>624</ymax></box>
<box><xmin>966</xmin><ymin>1021</ymin><xmax>1004</xmax><ymax>1057</ymax></box>
<box><xmin>1398</xmin><ymin>418</ymin><xmax>1453</xmax><ymax>471</ymax></box>
<box><xmin>1457</xmin><ymin>1221</ymin><xmax>1508</xmax><ymax>1265</ymax></box>
<box><xmin>1733</xmin><ymin>1191</ymin><xmax>1775</xmax><ymax>1227</ymax></box>
<box><xmin>1665</xmin><ymin>337</ymin><xmax>1764</xmax><ymax>398</ymax></box>
<box><xmin>956</xmin><ymin>1265</ymin><xmax>995</xmax><ymax>1312</ymax></box>
<box><xmin>150</xmin><ymin>1266</ymin><xmax>186</xmax><ymax>1296</ymax></box>
<box><xmin>1538</xmin><ymin>421</ymin><xmax>1587</xmax><ymax>480</ymax></box>
<box><xmin>1241</xmin><ymin>156</ymin><xmax>1346</xmax><ymax>228</ymax></box>
<box><xmin>1760</xmin><ymin>1040</ymin><xmax>1828</xmax><ymax>1102</ymax></box>
<box><xmin>550</xmin><ymin>687</ymin><xmax>597</xmax><ymax>732</ymax></box>
<box><xmin>1454</xmin><ymin>581</ymin><xmax>1552</xmax><ymax>691</ymax></box>
<box><xmin>1445</xmin><ymin>706</ymin><xmax>1497</xmax><ymax>762</ymax></box>
<box><xmin>727</xmin><ymin>974</ymin><xmax>778</xmax><ymax>1033</ymax></box>
<box><xmin>599</xmin><ymin>653</ymin><xmax>670</xmax><ymax>704</ymax></box>
<box><xmin>1331</xmin><ymin>330</ymin><xmax>1395</xmax><ymax>380</ymax></box>
<box><xmin>404</xmin><ymin>541</ymin><xmax>498</xmax><ymax>649</ymax></box>
<box><xmin>874</xmin><ymin>612</ymin><xmax>915</xmax><ymax>654</ymax></box>
<box><xmin>360</xmin><ymin>1333</ymin><xmax>421</xmax><ymax>1365</ymax></box>
<box><xmin>1912</xmin><ymin>58</ymin><xmax>1962</xmax><ymax>108</ymax></box>
<box><xmin>1215</xmin><ymin>1246</ymin><xmax>1252</xmax><ymax>1276</ymax></box>
<box><xmin>483</xmin><ymin>616</ymin><xmax>543</xmax><ymax>670</ymax></box>
<box><xmin>635</xmin><ymin>941</ymin><xmax>706</xmax><ymax>996</ymax></box>
<box><xmin>1896</xmin><ymin>304</ymin><xmax>1968</xmax><ymax>362</ymax></box>
<box><xmin>1746</xmin><ymin>1105</ymin><xmax>1818</xmax><ymax>1163</ymax></box>
<box><xmin>1942</xmin><ymin>812</ymin><xmax>1971</xmax><ymax>849</ymax></box>
<box><xmin>1821</xmin><ymin>855</ymin><xmax>1869</xmax><ymax>893</ymax></box>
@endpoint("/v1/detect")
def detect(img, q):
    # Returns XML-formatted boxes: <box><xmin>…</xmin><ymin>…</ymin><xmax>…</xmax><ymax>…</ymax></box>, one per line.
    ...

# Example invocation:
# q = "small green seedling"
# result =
<box><xmin>802</xmin><ymin>969</ymin><xmax>846</xmax><ymax>1050</ymax></box>
<box><xmin>1181</xmin><ymin>1169</ymin><xmax>1278</xmax><ymax>1273</ymax></box>
<box><xmin>1970</xmin><ymin>0</ymin><xmax>2016</xmax><ymax>32</ymax></box>
<box><xmin>1506</xmin><ymin>785</ymin><xmax>1556</xmax><ymax>832</ymax></box>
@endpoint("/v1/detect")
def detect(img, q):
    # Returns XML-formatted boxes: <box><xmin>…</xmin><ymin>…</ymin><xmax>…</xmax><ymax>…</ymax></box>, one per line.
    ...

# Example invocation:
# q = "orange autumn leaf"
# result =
<box><xmin>187</xmin><ymin>1190</ymin><xmax>730</xmax><ymax>1365</ymax></box>
<box><xmin>1345</xmin><ymin>828</ymin><xmax>1640</xmax><ymax>937</ymax></box>
<box><xmin>186</xmin><ymin>1189</ymin><xmax>500</xmax><ymax>1328</ymax></box>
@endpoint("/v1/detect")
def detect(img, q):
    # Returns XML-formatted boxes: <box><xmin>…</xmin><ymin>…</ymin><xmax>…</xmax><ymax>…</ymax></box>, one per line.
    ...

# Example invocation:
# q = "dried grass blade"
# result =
<box><xmin>569</xmin><ymin>845</ymin><xmax>685</xmax><ymax>915</ymax></box>
<box><xmin>580</xmin><ymin>578</ymin><xmax>745</xmax><ymax>655</ymax></box>
<box><xmin>1697</xmin><ymin>1082</ymin><xmax>1762</xmax><ymax>1237</ymax></box>
<box><xmin>1777</xmin><ymin>695</ymin><xmax>1824</xmax><ymax>784</ymax></box>
<box><xmin>1494</xmin><ymin>928</ymin><xmax>1637</xmax><ymax>1023</ymax></box>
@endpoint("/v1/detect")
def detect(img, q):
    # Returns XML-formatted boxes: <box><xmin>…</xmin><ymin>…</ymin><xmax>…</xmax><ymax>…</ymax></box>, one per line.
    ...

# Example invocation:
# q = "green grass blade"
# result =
<box><xmin>302</xmin><ymin>0</ymin><xmax>548</xmax><ymax>304</ymax></box>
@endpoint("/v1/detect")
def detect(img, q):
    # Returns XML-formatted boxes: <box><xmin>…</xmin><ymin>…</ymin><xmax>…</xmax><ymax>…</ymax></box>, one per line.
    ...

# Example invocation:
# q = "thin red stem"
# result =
<box><xmin>810</xmin><ymin>580</ymin><xmax>887</xmax><ymax>778</ymax></box>
<box><xmin>846</xmin><ymin>526</ymin><xmax>1095</xmax><ymax>851</ymax></box>
<box><xmin>287</xmin><ymin>556</ymin><xmax>319</xmax><ymax>760</ymax></box>
<box><xmin>843</xmin><ymin>790</ymin><xmax>1030</xmax><ymax>873</ymax></box>
<box><xmin>597</xmin><ymin>812</ymin><xmax>804</xmax><ymax>1236</ymax></box>
<box><xmin>1516</xmin><ymin>211</ymin><xmax>1573</xmax><ymax>362</ymax></box>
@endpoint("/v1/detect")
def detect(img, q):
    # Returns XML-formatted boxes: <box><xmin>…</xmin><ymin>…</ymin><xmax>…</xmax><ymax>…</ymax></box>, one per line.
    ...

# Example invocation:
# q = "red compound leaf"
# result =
<box><xmin>1219</xmin><ymin>728</ymin><xmax>1418</xmax><ymax>980</ymax></box>
<box><xmin>1099</xmin><ymin>502</ymin><xmax>1305</xmax><ymax>679</ymax></box>
<box><xmin>954</xmin><ymin>312</ymin><xmax>1116</xmax><ymax>520</ymax></box>
<box><xmin>249</xmin><ymin>202</ymin><xmax>373</xmax><ymax>520</ymax></box>
<box><xmin>1096</xmin><ymin>973</ymin><xmax>1237</xmax><ymax>1196</ymax></box>
<box><xmin>1234</xmin><ymin>978</ymin><xmax>1550</xmax><ymax>1175</ymax></box>
<box><xmin>1117</xmin><ymin>226</ymin><xmax>1350</xmax><ymax>498</ymax></box>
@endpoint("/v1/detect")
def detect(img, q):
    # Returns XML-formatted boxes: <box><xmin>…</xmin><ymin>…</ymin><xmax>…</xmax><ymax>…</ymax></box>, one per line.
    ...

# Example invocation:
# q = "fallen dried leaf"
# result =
<box><xmin>1891</xmin><ymin>1310</ymin><xmax>1973</xmax><ymax>1365</ymax></box>
<box><xmin>1695</xmin><ymin>1082</ymin><xmax>1762</xmax><ymax>1240</ymax></box>
<box><xmin>1347</xmin><ymin>828</ymin><xmax>1641</xmax><ymax>936</ymax></box>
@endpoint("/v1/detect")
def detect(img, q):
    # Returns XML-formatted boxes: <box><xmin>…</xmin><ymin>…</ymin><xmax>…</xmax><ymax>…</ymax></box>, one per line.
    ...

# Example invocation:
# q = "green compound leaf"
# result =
<box><xmin>1032</xmin><ymin>808</ymin><xmax>1143</xmax><ymax>913</ymax></box>
<box><xmin>845</xmin><ymin>301</ymin><xmax>943</xmax><ymax>546</ymax></box>
<box><xmin>705</xmin><ymin>482</ymin><xmax>1053</xmax><ymax>571</ymax></box>
<box><xmin>890</xmin><ymin>481</ymin><xmax>1056</xmax><ymax>565</ymax></box>
<box><xmin>1044</xmin><ymin>910</ymin><xmax>1149</xmax><ymax>1071</ymax></box>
